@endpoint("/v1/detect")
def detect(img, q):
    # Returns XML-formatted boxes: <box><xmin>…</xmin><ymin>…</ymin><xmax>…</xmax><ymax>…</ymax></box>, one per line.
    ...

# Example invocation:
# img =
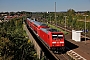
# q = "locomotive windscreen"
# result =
<box><xmin>52</xmin><ymin>33</ymin><xmax>63</xmax><ymax>39</ymax></box>
<box><xmin>48</xmin><ymin>28</ymin><xmax>59</xmax><ymax>32</ymax></box>
<box><xmin>41</xmin><ymin>24</ymin><xmax>48</xmax><ymax>26</ymax></box>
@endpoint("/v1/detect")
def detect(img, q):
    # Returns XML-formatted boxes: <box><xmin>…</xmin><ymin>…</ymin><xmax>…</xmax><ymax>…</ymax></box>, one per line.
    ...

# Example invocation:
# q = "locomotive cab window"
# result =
<box><xmin>48</xmin><ymin>28</ymin><xmax>59</xmax><ymax>32</ymax></box>
<box><xmin>57</xmin><ymin>35</ymin><xmax>63</xmax><ymax>38</ymax></box>
<box><xmin>41</xmin><ymin>24</ymin><xmax>48</xmax><ymax>26</ymax></box>
<box><xmin>52</xmin><ymin>34</ymin><xmax>63</xmax><ymax>39</ymax></box>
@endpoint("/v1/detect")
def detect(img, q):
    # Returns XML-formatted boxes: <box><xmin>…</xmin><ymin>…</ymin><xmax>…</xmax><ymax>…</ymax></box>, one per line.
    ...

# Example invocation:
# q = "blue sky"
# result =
<box><xmin>0</xmin><ymin>0</ymin><xmax>90</xmax><ymax>12</ymax></box>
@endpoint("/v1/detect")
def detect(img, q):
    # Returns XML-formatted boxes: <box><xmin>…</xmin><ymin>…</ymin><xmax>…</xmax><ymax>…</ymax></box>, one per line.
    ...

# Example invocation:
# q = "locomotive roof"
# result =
<box><xmin>40</xmin><ymin>28</ymin><xmax>60</xmax><ymax>34</ymax></box>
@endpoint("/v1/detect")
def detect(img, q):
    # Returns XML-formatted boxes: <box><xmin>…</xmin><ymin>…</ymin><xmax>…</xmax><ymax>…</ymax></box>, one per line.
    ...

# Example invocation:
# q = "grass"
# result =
<box><xmin>48</xmin><ymin>24</ymin><xmax>68</xmax><ymax>35</ymax></box>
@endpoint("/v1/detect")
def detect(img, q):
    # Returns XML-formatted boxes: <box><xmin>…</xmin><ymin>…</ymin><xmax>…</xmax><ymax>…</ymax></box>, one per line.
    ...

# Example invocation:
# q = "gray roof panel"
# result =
<box><xmin>40</xmin><ymin>28</ymin><xmax>59</xmax><ymax>34</ymax></box>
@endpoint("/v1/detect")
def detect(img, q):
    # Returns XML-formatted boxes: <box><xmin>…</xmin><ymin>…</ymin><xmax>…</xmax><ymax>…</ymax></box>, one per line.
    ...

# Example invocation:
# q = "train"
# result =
<box><xmin>26</xmin><ymin>18</ymin><xmax>65</xmax><ymax>52</ymax></box>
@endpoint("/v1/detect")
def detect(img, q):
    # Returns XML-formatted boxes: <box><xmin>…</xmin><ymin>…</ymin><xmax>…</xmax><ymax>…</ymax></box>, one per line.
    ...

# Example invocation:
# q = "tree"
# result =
<box><xmin>10</xmin><ymin>12</ymin><xmax>15</xmax><ymax>16</ymax></box>
<box><xmin>67</xmin><ymin>9</ymin><xmax>75</xmax><ymax>16</ymax></box>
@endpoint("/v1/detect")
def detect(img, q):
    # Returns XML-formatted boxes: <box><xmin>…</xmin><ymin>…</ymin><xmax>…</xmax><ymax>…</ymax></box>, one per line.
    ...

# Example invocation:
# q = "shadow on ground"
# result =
<box><xmin>81</xmin><ymin>38</ymin><xmax>90</xmax><ymax>41</ymax></box>
<box><xmin>65</xmin><ymin>40</ymin><xmax>79</xmax><ymax>51</ymax></box>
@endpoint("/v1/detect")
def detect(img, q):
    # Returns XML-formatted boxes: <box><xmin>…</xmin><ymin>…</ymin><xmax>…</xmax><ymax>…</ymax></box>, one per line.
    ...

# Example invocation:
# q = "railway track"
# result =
<box><xmin>32</xmin><ymin>15</ymin><xmax>90</xmax><ymax>39</ymax></box>
<box><xmin>53</xmin><ymin>24</ymin><xmax>88</xmax><ymax>60</ymax></box>
<box><xmin>55</xmin><ymin>53</ymin><xmax>70</xmax><ymax>60</ymax></box>
<box><xmin>54</xmin><ymin>47</ymin><xmax>87</xmax><ymax>60</ymax></box>
<box><xmin>56</xmin><ymin>24</ymin><xmax>90</xmax><ymax>39</ymax></box>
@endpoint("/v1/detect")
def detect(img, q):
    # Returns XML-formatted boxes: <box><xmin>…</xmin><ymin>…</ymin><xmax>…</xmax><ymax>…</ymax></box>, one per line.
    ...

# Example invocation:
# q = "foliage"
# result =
<box><xmin>67</xmin><ymin>9</ymin><xmax>75</xmax><ymax>16</ymax></box>
<box><xmin>0</xmin><ymin>17</ymin><xmax>38</xmax><ymax>60</ymax></box>
<box><xmin>48</xmin><ymin>24</ymin><xmax>68</xmax><ymax>35</ymax></box>
<box><xmin>36</xmin><ymin>9</ymin><xmax>90</xmax><ymax>31</ymax></box>
<box><xmin>31</xmin><ymin>9</ymin><xmax>90</xmax><ymax>37</ymax></box>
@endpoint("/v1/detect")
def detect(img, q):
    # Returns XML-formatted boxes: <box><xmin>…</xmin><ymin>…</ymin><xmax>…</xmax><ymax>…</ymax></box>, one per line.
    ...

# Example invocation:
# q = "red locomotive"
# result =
<box><xmin>26</xmin><ymin>18</ymin><xmax>65</xmax><ymax>52</ymax></box>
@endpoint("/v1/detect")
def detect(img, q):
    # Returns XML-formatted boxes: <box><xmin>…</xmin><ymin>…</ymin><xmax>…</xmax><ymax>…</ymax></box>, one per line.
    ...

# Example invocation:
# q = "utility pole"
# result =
<box><xmin>72</xmin><ymin>18</ymin><xmax>74</xmax><ymax>30</ymax></box>
<box><xmin>64</xmin><ymin>16</ymin><xmax>67</xmax><ymax>34</ymax></box>
<box><xmin>55</xmin><ymin>2</ymin><xmax>56</xmax><ymax>26</ymax></box>
<box><xmin>50</xmin><ymin>16</ymin><xmax>51</xmax><ymax>24</ymax></box>
<box><xmin>83</xmin><ymin>15</ymin><xmax>88</xmax><ymax>44</ymax></box>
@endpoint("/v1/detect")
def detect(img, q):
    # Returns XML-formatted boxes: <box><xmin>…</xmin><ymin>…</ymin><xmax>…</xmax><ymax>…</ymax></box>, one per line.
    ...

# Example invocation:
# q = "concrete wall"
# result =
<box><xmin>23</xmin><ymin>22</ymin><xmax>44</xmax><ymax>59</ymax></box>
